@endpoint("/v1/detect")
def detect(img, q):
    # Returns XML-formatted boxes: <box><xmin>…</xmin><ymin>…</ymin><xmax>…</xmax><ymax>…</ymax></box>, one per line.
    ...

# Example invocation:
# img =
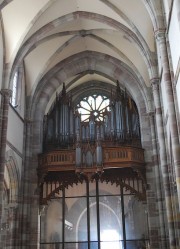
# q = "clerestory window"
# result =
<box><xmin>11</xmin><ymin>71</ymin><xmax>18</xmax><ymax>107</ymax></box>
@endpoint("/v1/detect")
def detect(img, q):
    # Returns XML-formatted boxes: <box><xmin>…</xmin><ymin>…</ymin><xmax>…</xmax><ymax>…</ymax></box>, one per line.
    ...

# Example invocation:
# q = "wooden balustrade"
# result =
<box><xmin>38</xmin><ymin>146</ymin><xmax>144</xmax><ymax>174</ymax></box>
<box><xmin>38</xmin><ymin>146</ymin><xmax>145</xmax><ymax>203</ymax></box>
<box><xmin>103</xmin><ymin>147</ymin><xmax>144</xmax><ymax>168</ymax></box>
<box><xmin>38</xmin><ymin>150</ymin><xmax>75</xmax><ymax>172</ymax></box>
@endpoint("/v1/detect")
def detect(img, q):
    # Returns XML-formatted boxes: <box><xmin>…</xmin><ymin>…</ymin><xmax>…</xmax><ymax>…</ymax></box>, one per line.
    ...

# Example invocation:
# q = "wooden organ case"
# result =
<box><xmin>38</xmin><ymin>82</ymin><xmax>146</xmax><ymax>204</ymax></box>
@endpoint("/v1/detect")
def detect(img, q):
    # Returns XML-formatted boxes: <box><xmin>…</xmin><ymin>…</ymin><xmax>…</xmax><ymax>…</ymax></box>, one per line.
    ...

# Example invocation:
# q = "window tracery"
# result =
<box><xmin>77</xmin><ymin>94</ymin><xmax>110</xmax><ymax>122</ymax></box>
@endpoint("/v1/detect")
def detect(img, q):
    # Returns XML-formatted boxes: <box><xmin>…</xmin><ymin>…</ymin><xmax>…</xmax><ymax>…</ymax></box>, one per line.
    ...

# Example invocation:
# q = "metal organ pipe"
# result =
<box><xmin>76</xmin><ymin>130</ymin><xmax>81</xmax><ymax>167</ymax></box>
<box><xmin>89</xmin><ymin>115</ymin><xmax>95</xmax><ymax>141</ymax></box>
<box><xmin>125</xmin><ymin>106</ymin><xmax>129</xmax><ymax>135</ymax></box>
<box><xmin>62</xmin><ymin>104</ymin><xmax>65</xmax><ymax>141</ymax></box>
<box><xmin>81</xmin><ymin>125</ymin><xmax>85</xmax><ymax>141</ymax></box>
<box><xmin>96</xmin><ymin>126</ymin><xmax>102</xmax><ymax>166</ymax></box>
<box><xmin>69</xmin><ymin>108</ymin><xmax>74</xmax><ymax>142</ymax></box>
<box><xmin>86</xmin><ymin>125</ymin><xmax>89</xmax><ymax>141</ymax></box>
<box><xmin>110</xmin><ymin>104</ymin><xmax>115</xmax><ymax>137</ymax></box>
<box><xmin>115</xmin><ymin>101</ymin><xmax>123</xmax><ymax>139</ymax></box>
<box><xmin>64</xmin><ymin>104</ymin><xmax>68</xmax><ymax>141</ymax></box>
<box><xmin>75</xmin><ymin>114</ymin><xmax>80</xmax><ymax>138</ymax></box>
<box><xmin>55</xmin><ymin>98</ymin><xmax>59</xmax><ymax>138</ymax></box>
<box><xmin>100</xmin><ymin>124</ymin><xmax>104</xmax><ymax>140</ymax></box>
<box><xmin>104</xmin><ymin>112</ymin><xmax>110</xmax><ymax>138</ymax></box>
<box><xmin>43</xmin><ymin>82</ymin><xmax>141</xmax><ymax>152</ymax></box>
<box><xmin>59</xmin><ymin>105</ymin><xmax>62</xmax><ymax>140</ymax></box>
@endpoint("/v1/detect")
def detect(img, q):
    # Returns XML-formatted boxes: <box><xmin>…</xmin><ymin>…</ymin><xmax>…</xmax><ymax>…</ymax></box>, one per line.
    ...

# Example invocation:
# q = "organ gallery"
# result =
<box><xmin>37</xmin><ymin>82</ymin><xmax>147</xmax><ymax>249</ymax></box>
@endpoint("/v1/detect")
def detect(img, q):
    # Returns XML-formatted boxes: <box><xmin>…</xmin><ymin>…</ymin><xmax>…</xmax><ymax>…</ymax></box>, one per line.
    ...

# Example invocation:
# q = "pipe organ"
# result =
<box><xmin>39</xmin><ymin>82</ymin><xmax>146</xmax><ymax>203</ymax></box>
<box><xmin>43</xmin><ymin>82</ymin><xmax>141</xmax><ymax>154</ymax></box>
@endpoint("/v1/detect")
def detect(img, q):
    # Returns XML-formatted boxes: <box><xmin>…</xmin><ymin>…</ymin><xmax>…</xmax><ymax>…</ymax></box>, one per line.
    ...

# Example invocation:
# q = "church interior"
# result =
<box><xmin>0</xmin><ymin>0</ymin><xmax>180</xmax><ymax>248</ymax></box>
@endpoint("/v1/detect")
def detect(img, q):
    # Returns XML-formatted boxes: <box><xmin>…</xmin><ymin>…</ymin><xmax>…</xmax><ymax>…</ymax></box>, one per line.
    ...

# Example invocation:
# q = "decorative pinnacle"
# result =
<box><xmin>62</xmin><ymin>82</ymin><xmax>66</xmax><ymax>96</ymax></box>
<box><xmin>116</xmin><ymin>80</ymin><xmax>121</xmax><ymax>95</ymax></box>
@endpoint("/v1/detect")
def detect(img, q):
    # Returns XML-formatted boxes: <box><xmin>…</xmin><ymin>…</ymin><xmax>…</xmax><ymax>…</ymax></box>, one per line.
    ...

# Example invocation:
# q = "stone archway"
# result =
<box><xmin>23</xmin><ymin>51</ymin><xmax>155</xmax><ymax>248</ymax></box>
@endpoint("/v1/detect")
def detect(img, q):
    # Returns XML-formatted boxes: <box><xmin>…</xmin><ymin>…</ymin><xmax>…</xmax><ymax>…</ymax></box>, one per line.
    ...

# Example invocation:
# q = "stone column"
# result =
<box><xmin>19</xmin><ymin>118</ymin><xmax>40</xmax><ymax>249</ymax></box>
<box><xmin>0</xmin><ymin>93</ymin><xmax>2</xmax><ymax>144</ymax></box>
<box><xmin>155</xmin><ymin>30</ymin><xmax>180</xmax><ymax>209</ymax></box>
<box><xmin>20</xmin><ymin>119</ymin><xmax>33</xmax><ymax>248</ymax></box>
<box><xmin>148</xmin><ymin>111</ymin><xmax>169</xmax><ymax>248</ymax></box>
<box><xmin>0</xmin><ymin>89</ymin><xmax>12</xmax><ymax>249</ymax></box>
<box><xmin>5</xmin><ymin>203</ymin><xmax>18</xmax><ymax>249</ymax></box>
<box><xmin>1</xmin><ymin>206</ymin><xmax>9</xmax><ymax>249</ymax></box>
<box><xmin>151</xmin><ymin>80</ymin><xmax>178</xmax><ymax>249</ymax></box>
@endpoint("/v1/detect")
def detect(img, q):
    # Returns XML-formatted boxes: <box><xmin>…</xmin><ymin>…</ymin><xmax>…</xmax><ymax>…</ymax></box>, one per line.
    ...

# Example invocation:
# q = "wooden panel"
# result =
<box><xmin>39</xmin><ymin>168</ymin><xmax>146</xmax><ymax>204</ymax></box>
<box><xmin>103</xmin><ymin>147</ymin><xmax>144</xmax><ymax>169</ymax></box>
<box><xmin>38</xmin><ymin>146</ymin><xmax>144</xmax><ymax>174</ymax></box>
<box><xmin>38</xmin><ymin>150</ymin><xmax>75</xmax><ymax>172</ymax></box>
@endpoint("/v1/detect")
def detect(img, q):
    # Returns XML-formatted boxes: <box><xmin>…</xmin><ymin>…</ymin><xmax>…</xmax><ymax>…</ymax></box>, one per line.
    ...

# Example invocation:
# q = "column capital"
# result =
<box><xmin>154</xmin><ymin>29</ymin><xmax>166</xmax><ymax>41</ymax></box>
<box><xmin>5</xmin><ymin>202</ymin><xmax>18</xmax><ymax>210</ymax></box>
<box><xmin>150</xmin><ymin>78</ymin><xmax>160</xmax><ymax>90</ymax></box>
<box><xmin>0</xmin><ymin>89</ymin><xmax>12</xmax><ymax>98</ymax></box>
<box><xmin>39</xmin><ymin>205</ymin><xmax>47</xmax><ymax>216</ymax></box>
<box><xmin>24</xmin><ymin>119</ymin><xmax>34</xmax><ymax>128</ymax></box>
<box><xmin>24</xmin><ymin>118</ymin><xmax>33</xmax><ymax>123</ymax></box>
<box><xmin>147</xmin><ymin>111</ymin><xmax>155</xmax><ymax>117</ymax></box>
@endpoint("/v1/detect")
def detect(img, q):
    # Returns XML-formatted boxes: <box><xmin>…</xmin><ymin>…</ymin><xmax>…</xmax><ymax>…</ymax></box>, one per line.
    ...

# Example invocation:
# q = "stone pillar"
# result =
<box><xmin>1</xmin><ymin>206</ymin><xmax>9</xmax><ymax>249</ymax></box>
<box><xmin>151</xmin><ymin>79</ymin><xmax>179</xmax><ymax>249</ymax></box>
<box><xmin>19</xmin><ymin>118</ymin><xmax>40</xmax><ymax>249</ymax></box>
<box><xmin>148</xmin><ymin>111</ymin><xmax>169</xmax><ymax>248</ymax></box>
<box><xmin>0</xmin><ymin>93</ymin><xmax>2</xmax><ymax>144</ymax></box>
<box><xmin>0</xmin><ymin>89</ymin><xmax>12</xmax><ymax>248</ymax></box>
<box><xmin>20</xmin><ymin>119</ymin><xmax>33</xmax><ymax>248</ymax></box>
<box><xmin>155</xmin><ymin>30</ymin><xmax>180</xmax><ymax>209</ymax></box>
<box><xmin>5</xmin><ymin>203</ymin><xmax>18</xmax><ymax>249</ymax></box>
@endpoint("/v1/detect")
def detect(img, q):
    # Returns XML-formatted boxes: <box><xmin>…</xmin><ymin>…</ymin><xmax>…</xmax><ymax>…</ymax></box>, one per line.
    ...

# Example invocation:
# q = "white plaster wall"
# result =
<box><xmin>168</xmin><ymin>3</ymin><xmax>180</xmax><ymax>74</ymax></box>
<box><xmin>7</xmin><ymin>107</ymin><xmax>24</xmax><ymax>154</ymax></box>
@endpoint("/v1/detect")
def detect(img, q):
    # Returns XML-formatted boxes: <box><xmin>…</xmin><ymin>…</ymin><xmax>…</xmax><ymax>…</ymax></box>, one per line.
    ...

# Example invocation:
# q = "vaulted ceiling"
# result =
<box><xmin>0</xmin><ymin>0</ymin><xmax>164</xmax><ymax>106</ymax></box>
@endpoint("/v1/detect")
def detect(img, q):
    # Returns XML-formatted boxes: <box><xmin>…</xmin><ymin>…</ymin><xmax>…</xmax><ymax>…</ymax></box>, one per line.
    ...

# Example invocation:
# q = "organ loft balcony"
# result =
<box><xmin>38</xmin><ymin>145</ymin><xmax>145</xmax><ymax>176</ymax></box>
<box><xmin>37</xmin><ymin>82</ymin><xmax>146</xmax><ymax>204</ymax></box>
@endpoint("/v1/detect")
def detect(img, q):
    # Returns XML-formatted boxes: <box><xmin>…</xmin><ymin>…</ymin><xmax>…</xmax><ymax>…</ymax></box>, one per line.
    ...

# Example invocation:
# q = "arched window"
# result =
<box><xmin>11</xmin><ymin>71</ymin><xmax>18</xmax><ymax>107</ymax></box>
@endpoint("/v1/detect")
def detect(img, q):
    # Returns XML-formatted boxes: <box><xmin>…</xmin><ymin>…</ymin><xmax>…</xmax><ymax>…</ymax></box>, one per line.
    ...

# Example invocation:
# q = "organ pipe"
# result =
<box><xmin>96</xmin><ymin>126</ymin><xmax>102</xmax><ymax>166</ymax></box>
<box><xmin>76</xmin><ymin>130</ymin><xmax>81</xmax><ymax>167</ymax></box>
<box><xmin>43</xmin><ymin>81</ymin><xmax>141</xmax><ymax>152</ymax></box>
